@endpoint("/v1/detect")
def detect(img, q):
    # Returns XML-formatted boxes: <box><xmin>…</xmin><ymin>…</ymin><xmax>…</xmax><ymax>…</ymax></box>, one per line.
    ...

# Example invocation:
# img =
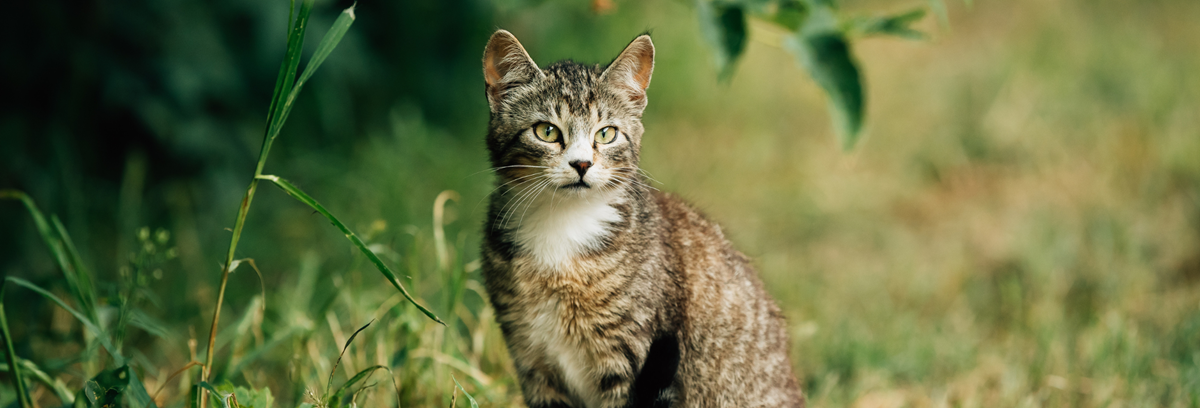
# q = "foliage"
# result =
<box><xmin>694</xmin><ymin>0</ymin><xmax>946</xmax><ymax>149</ymax></box>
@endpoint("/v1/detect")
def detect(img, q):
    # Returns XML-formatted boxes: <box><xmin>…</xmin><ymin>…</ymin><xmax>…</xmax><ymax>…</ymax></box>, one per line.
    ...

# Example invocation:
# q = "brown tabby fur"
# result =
<box><xmin>479</xmin><ymin>30</ymin><xmax>804</xmax><ymax>408</ymax></box>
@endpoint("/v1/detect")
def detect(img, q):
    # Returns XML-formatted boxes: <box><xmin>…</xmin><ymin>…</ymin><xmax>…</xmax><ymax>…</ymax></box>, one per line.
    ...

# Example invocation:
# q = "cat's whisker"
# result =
<box><xmin>516</xmin><ymin>179</ymin><xmax>555</xmax><ymax>228</ymax></box>
<box><xmin>476</xmin><ymin>172</ymin><xmax>548</xmax><ymax>215</ymax></box>
<box><xmin>467</xmin><ymin>164</ymin><xmax>552</xmax><ymax>179</ymax></box>
<box><xmin>492</xmin><ymin>175</ymin><xmax>549</xmax><ymax>231</ymax></box>
<box><xmin>636</xmin><ymin>167</ymin><xmax>664</xmax><ymax>185</ymax></box>
<box><xmin>501</xmin><ymin>178</ymin><xmax>554</xmax><ymax>230</ymax></box>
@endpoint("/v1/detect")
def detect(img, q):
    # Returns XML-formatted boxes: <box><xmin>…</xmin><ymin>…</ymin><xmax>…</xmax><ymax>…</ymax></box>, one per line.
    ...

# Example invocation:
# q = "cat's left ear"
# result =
<box><xmin>602</xmin><ymin>34</ymin><xmax>654</xmax><ymax>110</ymax></box>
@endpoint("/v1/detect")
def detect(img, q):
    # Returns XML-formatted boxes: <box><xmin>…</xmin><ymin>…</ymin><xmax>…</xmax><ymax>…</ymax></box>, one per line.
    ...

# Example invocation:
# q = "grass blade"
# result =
<box><xmin>257</xmin><ymin>174</ymin><xmax>444</xmax><ymax>325</ymax></box>
<box><xmin>0</xmin><ymin>280</ymin><xmax>33</xmax><ymax>408</ymax></box>
<box><xmin>326</xmin><ymin>365</ymin><xmax>389</xmax><ymax>408</ymax></box>
<box><xmin>127</xmin><ymin>366</ymin><xmax>158</xmax><ymax>408</ymax></box>
<box><xmin>1</xmin><ymin>190</ymin><xmax>98</xmax><ymax>325</ymax></box>
<box><xmin>2</xmin><ymin>358</ymin><xmax>75</xmax><ymax>405</ymax></box>
<box><xmin>3</xmin><ymin>277</ymin><xmax>122</xmax><ymax>365</ymax></box>
<box><xmin>326</xmin><ymin>320</ymin><xmax>373</xmax><ymax>398</ymax></box>
<box><xmin>50</xmin><ymin>215</ymin><xmax>99</xmax><ymax>323</ymax></box>
<box><xmin>263</xmin><ymin>0</ymin><xmax>316</xmax><ymax>155</ymax></box>
<box><xmin>452</xmin><ymin>376</ymin><xmax>479</xmax><ymax>408</ymax></box>
<box><xmin>275</xmin><ymin>4</ymin><xmax>356</xmax><ymax>132</ymax></box>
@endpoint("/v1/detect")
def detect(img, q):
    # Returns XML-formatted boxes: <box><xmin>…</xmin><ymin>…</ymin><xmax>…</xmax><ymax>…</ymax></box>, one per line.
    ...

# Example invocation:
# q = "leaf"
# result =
<box><xmin>73</xmin><ymin>366</ymin><xmax>130</xmax><ymax>408</ymax></box>
<box><xmin>452</xmin><ymin>377</ymin><xmax>480</xmax><ymax>408</ymax></box>
<box><xmin>257</xmin><ymin>175</ymin><xmax>444</xmax><ymax>325</ymax></box>
<box><xmin>698</xmin><ymin>1</ymin><xmax>748</xmax><ymax>81</ymax></box>
<box><xmin>770</xmin><ymin>0</ymin><xmax>808</xmax><ymax>31</ymax></box>
<box><xmin>784</xmin><ymin>5</ymin><xmax>865</xmax><ymax>150</ymax></box>
<box><xmin>197</xmin><ymin>381</ymin><xmax>232</xmax><ymax>408</ymax></box>
<box><xmin>232</xmin><ymin>386</ymin><xmax>274</xmax><ymax>408</ymax></box>
<box><xmin>848</xmin><ymin>8</ymin><xmax>927</xmax><ymax>40</ymax></box>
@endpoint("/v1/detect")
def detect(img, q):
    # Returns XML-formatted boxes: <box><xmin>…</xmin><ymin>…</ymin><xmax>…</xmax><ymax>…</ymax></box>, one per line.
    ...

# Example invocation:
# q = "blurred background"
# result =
<box><xmin>2</xmin><ymin>0</ymin><xmax>1199</xmax><ymax>406</ymax></box>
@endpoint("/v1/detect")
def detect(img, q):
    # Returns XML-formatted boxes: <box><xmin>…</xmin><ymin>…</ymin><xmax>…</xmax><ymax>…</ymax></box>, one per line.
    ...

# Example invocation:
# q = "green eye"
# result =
<box><xmin>595</xmin><ymin>126</ymin><xmax>619</xmax><ymax>144</ymax></box>
<box><xmin>533</xmin><ymin>122</ymin><xmax>561</xmax><ymax>143</ymax></box>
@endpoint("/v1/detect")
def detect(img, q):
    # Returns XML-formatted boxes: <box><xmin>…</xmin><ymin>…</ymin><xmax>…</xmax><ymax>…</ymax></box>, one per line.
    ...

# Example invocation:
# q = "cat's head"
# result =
<box><xmin>482</xmin><ymin>30</ymin><xmax>653</xmax><ymax>199</ymax></box>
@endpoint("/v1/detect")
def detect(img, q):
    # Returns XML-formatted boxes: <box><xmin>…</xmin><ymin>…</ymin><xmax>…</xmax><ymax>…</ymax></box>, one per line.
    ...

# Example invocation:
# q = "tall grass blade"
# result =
<box><xmin>0</xmin><ymin>280</ymin><xmax>33</xmax><ymax>408</ymax></box>
<box><xmin>327</xmin><ymin>365</ymin><xmax>389</xmax><ymax>408</ymax></box>
<box><xmin>204</xmin><ymin>1</ymin><xmax>353</xmax><ymax>395</ymax></box>
<box><xmin>4</xmin><ymin>277</ymin><xmax>120</xmax><ymax>364</ymax></box>
<box><xmin>327</xmin><ymin>320</ymin><xmax>373</xmax><ymax>398</ymax></box>
<box><xmin>263</xmin><ymin>0</ymin><xmax>316</xmax><ymax>155</ymax></box>
<box><xmin>1</xmin><ymin>190</ymin><xmax>98</xmax><ymax>325</ymax></box>
<box><xmin>257</xmin><ymin>174</ymin><xmax>444</xmax><ymax>325</ymax></box>
<box><xmin>50</xmin><ymin>215</ymin><xmax>99</xmax><ymax>324</ymax></box>
<box><xmin>0</xmin><ymin>359</ymin><xmax>74</xmax><ymax>405</ymax></box>
<box><xmin>275</xmin><ymin>4</ymin><xmax>356</xmax><ymax>132</ymax></box>
<box><xmin>452</xmin><ymin>376</ymin><xmax>480</xmax><ymax>408</ymax></box>
<box><xmin>127</xmin><ymin>365</ymin><xmax>157</xmax><ymax>408</ymax></box>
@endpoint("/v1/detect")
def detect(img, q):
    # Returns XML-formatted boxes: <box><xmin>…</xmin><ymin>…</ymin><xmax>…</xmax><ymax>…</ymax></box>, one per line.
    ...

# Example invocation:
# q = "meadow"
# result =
<box><xmin>2</xmin><ymin>0</ymin><xmax>1198</xmax><ymax>407</ymax></box>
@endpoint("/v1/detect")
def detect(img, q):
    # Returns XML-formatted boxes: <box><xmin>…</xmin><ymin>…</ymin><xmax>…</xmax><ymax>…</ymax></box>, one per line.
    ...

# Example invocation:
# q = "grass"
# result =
<box><xmin>3</xmin><ymin>0</ymin><xmax>1200</xmax><ymax>407</ymax></box>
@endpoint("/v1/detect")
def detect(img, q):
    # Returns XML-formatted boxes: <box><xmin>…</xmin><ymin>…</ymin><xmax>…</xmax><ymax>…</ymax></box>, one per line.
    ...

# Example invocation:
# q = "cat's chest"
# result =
<box><xmin>526</xmin><ymin>297</ymin><xmax>607</xmax><ymax>407</ymax></box>
<box><xmin>509</xmin><ymin>197</ymin><xmax>621</xmax><ymax>270</ymax></box>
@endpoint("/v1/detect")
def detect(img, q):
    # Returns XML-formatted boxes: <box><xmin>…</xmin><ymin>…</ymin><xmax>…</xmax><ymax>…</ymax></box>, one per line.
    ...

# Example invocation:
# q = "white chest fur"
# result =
<box><xmin>510</xmin><ymin>193</ymin><xmax>621</xmax><ymax>270</ymax></box>
<box><xmin>529</xmin><ymin>299</ymin><xmax>605</xmax><ymax>407</ymax></box>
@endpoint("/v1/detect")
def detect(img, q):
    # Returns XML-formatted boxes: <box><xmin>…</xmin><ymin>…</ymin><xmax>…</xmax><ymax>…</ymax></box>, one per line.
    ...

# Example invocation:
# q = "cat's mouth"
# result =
<box><xmin>560</xmin><ymin>180</ymin><xmax>590</xmax><ymax>189</ymax></box>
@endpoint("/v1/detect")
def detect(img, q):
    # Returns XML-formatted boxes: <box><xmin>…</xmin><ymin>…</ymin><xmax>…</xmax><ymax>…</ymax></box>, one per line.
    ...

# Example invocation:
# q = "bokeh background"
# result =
<box><xmin>2</xmin><ymin>0</ymin><xmax>1199</xmax><ymax>406</ymax></box>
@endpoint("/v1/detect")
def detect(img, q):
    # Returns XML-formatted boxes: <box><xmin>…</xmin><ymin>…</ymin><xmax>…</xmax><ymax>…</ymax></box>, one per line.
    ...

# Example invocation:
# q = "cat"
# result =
<box><xmin>479</xmin><ymin>29</ymin><xmax>804</xmax><ymax>408</ymax></box>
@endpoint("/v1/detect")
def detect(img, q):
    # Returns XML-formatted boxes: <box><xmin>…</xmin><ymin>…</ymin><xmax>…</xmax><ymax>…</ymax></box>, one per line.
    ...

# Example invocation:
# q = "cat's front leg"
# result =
<box><xmin>516</xmin><ymin>362</ymin><xmax>575</xmax><ymax>408</ymax></box>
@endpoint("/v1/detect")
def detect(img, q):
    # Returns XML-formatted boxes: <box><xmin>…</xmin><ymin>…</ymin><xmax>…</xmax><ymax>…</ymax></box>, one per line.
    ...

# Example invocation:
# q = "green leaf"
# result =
<box><xmin>74</xmin><ymin>366</ymin><xmax>130</xmax><ymax>408</ymax></box>
<box><xmin>848</xmin><ymin>8</ymin><xmax>927</xmax><ymax>40</ymax></box>
<box><xmin>770</xmin><ymin>1</ymin><xmax>808</xmax><ymax>31</ymax></box>
<box><xmin>257</xmin><ymin>175</ymin><xmax>444</xmax><ymax>325</ymax></box>
<box><xmin>196</xmin><ymin>381</ymin><xmax>231</xmax><ymax>408</ymax></box>
<box><xmin>785</xmin><ymin>5</ymin><xmax>865</xmax><ymax>150</ymax></box>
<box><xmin>698</xmin><ymin>1</ymin><xmax>748</xmax><ymax>81</ymax></box>
<box><xmin>452</xmin><ymin>376</ymin><xmax>480</xmax><ymax>408</ymax></box>
<box><xmin>232</xmin><ymin>386</ymin><xmax>274</xmax><ymax>408</ymax></box>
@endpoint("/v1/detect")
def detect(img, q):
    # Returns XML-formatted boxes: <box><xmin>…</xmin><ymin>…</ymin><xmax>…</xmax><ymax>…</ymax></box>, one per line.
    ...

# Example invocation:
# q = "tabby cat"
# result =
<box><xmin>479</xmin><ymin>30</ymin><xmax>804</xmax><ymax>408</ymax></box>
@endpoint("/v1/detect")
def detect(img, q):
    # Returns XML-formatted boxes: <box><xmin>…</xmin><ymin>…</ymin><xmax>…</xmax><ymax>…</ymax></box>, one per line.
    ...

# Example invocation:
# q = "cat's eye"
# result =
<box><xmin>532</xmin><ymin>122</ymin><xmax>561</xmax><ymax>143</ymax></box>
<box><xmin>595</xmin><ymin>126</ymin><xmax>619</xmax><ymax>144</ymax></box>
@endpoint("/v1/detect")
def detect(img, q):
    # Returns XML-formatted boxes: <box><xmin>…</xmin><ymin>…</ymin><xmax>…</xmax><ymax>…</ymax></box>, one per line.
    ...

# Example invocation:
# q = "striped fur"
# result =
<box><xmin>480</xmin><ymin>30</ymin><xmax>804</xmax><ymax>408</ymax></box>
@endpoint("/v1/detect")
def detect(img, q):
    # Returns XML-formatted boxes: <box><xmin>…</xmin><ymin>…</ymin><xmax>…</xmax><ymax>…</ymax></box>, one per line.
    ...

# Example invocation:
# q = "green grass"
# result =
<box><xmin>3</xmin><ymin>0</ymin><xmax>1200</xmax><ymax>407</ymax></box>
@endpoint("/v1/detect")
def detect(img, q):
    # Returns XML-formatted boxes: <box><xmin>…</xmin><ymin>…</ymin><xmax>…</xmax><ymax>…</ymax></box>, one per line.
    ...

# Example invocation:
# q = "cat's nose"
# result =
<box><xmin>569</xmin><ymin>160</ymin><xmax>592</xmax><ymax>178</ymax></box>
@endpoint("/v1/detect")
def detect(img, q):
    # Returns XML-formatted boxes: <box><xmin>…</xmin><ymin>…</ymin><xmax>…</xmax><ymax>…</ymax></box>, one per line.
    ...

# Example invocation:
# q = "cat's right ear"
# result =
<box><xmin>483</xmin><ymin>30</ymin><xmax>543</xmax><ymax>111</ymax></box>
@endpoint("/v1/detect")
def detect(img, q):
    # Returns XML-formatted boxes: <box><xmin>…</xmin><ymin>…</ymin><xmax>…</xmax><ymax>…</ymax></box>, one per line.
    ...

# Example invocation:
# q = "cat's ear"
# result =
<box><xmin>483</xmin><ymin>30</ymin><xmax>543</xmax><ymax>110</ymax></box>
<box><xmin>601</xmin><ymin>34</ymin><xmax>654</xmax><ymax>110</ymax></box>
